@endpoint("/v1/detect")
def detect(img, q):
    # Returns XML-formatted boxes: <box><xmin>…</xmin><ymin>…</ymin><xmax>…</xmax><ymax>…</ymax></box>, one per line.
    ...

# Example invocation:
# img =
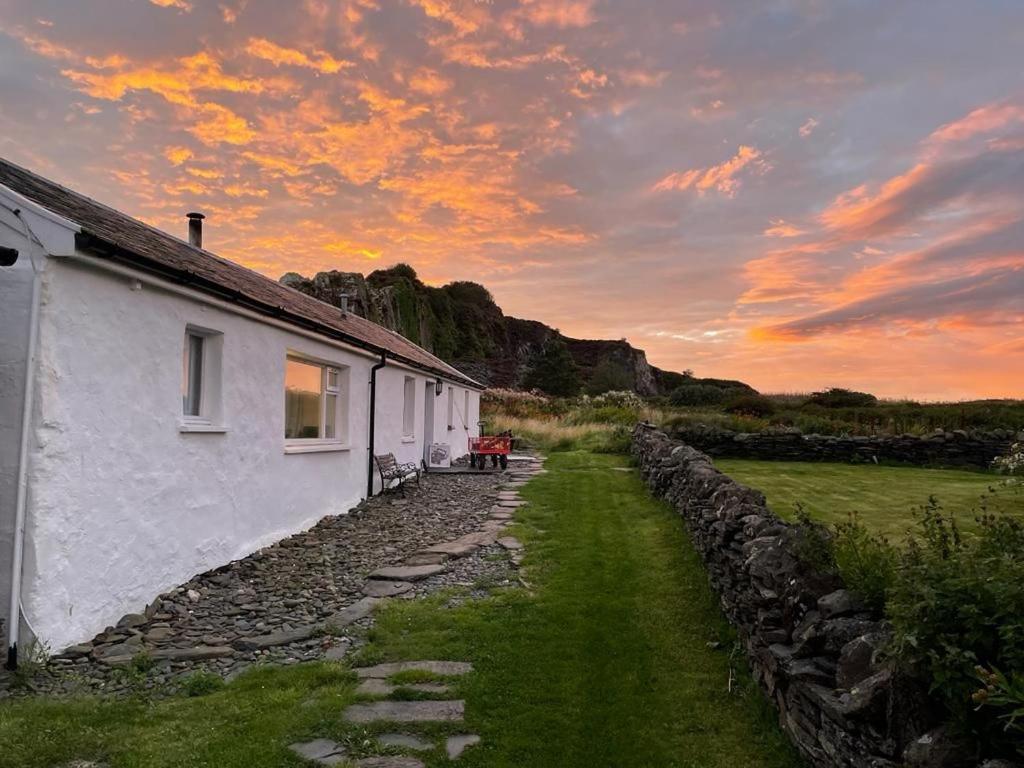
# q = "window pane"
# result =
<box><xmin>327</xmin><ymin>368</ymin><xmax>339</xmax><ymax>390</ymax></box>
<box><xmin>324</xmin><ymin>393</ymin><xmax>337</xmax><ymax>439</ymax></box>
<box><xmin>403</xmin><ymin>377</ymin><xmax>415</xmax><ymax>436</ymax></box>
<box><xmin>183</xmin><ymin>334</ymin><xmax>203</xmax><ymax>416</ymax></box>
<box><xmin>285</xmin><ymin>358</ymin><xmax>322</xmax><ymax>439</ymax></box>
<box><xmin>447</xmin><ymin>388</ymin><xmax>454</xmax><ymax>427</ymax></box>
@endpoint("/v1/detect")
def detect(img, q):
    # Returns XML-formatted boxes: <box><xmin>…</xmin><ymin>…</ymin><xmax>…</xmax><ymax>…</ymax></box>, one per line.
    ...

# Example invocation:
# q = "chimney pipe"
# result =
<box><xmin>186</xmin><ymin>212</ymin><xmax>205</xmax><ymax>249</ymax></box>
<box><xmin>339</xmin><ymin>294</ymin><xmax>350</xmax><ymax>315</ymax></box>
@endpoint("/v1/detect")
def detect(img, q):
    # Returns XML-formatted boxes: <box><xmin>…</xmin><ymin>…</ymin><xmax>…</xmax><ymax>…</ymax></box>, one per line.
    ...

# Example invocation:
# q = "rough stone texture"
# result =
<box><xmin>632</xmin><ymin>425</ymin><xmax>967</xmax><ymax>768</ymax></box>
<box><xmin>362</xmin><ymin>581</ymin><xmax>414</xmax><ymax>598</ymax></box>
<box><xmin>368</xmin><ymin>564</ymin><xmax>447</xmax><ymax>582</ymax></box>
<box><xmin>669</xmin><ymin>425</ymin><xmax>1021</xmax><ymax>469</ymax></box>
<box><xmin>289</xmin><ymin>738</ymin><xmax>348</xmax><ymax>765</ymax></box>
<box><xmin>342</xmin><ymin>699</ymin><xmax>465</xmax><ymax>723</ymax></box>
<box><xmin>446</xmin><ymin>734</ymin><xmax>481</xmax><ymax>759</ymax></box>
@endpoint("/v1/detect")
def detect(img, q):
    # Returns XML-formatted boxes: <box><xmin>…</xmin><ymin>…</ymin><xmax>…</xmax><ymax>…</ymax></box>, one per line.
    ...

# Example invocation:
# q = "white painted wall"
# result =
<box><xmin>19</xmin><ymin>255</ymin><xmax>481</xmax><ymax>651</ymax></box>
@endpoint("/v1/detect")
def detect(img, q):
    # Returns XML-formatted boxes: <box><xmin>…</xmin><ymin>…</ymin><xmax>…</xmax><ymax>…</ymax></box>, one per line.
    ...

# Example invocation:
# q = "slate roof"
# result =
<box><xmin>0</xmin><ymin>157</ymin><xmax>482</xmax><ymax>388</ymax></box>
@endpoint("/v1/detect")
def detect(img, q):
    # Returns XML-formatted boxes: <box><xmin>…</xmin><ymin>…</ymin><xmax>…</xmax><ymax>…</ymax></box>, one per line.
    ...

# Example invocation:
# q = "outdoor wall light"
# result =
<box><xmin>435</xmin><ymin>379</ymin><xmax>443</xmax><ymax>396</ymax></box>
<box><xmin>0</xmin><ymin>246</ymin><xmax>19</xmax><ymax>266</ymax></box>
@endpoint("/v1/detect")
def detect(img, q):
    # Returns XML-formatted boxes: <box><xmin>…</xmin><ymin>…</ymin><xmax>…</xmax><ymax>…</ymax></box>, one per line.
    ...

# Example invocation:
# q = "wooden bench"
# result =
<box><xmin>374</xmin><ymin>453</ymin><xmax>421</xmax><ymax>494</ymax></box>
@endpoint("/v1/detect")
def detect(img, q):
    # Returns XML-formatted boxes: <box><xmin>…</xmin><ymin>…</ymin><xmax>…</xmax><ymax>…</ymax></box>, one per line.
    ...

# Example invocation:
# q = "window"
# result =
<box><xmin>285</xmin><ymin>356</ymin><xmax>347</xmax><ymax>444</ymax></box>
<box><xmin>182</xmin><ymin>332</ymin><xmax>204</xmax><ymax>417</ymax></box>
<box><xmin>181</xmin><ymin>326</ymin><xmax>223</xmax><ymax>430</ymax></box>
<box><xmin>402</xmin><ymin>376</ymin><xmax>416</xmax><ymax>437</ymax></box>
<box><xmin>464</xmin><ymin>390</ymin><xmax>470</xmax><ymax>430</ymax></box>
<box><xmin>447</xmin><ymin>387</ymin><xmax>455</xmax><ymax>430</ymax></box>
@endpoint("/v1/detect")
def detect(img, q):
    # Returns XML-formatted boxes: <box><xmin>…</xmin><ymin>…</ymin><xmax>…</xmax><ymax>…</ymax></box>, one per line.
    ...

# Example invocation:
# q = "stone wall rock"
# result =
<box><xmin>631</xmin><ymin>424</ymin><xmax>996</xmax><ymax>768</ymax></box>
<box><xmin>666</xmin><ymin>426</ymin><xmax>1020</xmax><ymax>469</ymax></box>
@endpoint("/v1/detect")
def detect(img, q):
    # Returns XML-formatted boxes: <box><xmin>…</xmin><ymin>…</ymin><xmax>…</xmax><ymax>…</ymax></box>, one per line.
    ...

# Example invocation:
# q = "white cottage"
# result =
<box><xmin>0</xmin><ymin>158</ymin><xmax>483</xmax><ymax>666</ymax></box>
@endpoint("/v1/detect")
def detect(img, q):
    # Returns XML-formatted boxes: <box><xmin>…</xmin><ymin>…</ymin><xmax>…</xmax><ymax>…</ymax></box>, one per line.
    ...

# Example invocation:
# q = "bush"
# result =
<box><xmin>888</xmin><ymin>499</ymin><xmax>1024</xmax><ymax>755</ymax></box>
<box><xmin>830</xmin><ymin>514</ymin><xmax>897</xmax><ymax>612</ymax></box>
<box><xmin>994</xmin><ymin>442</ymin><xmax>1024</xmax><ymax>475</ymax></box>
<box><xmin>723</xmin><ymin>393</ymin><xmax>776</xmax><ymax>418</ymax></box>
<box><xmin>806</xmin><ymin>388</ymin><xmax>878</xmax><ymax>408</ymax></box>
<box><xmin>669</xmin><ymin>384</ymin><xmax>726</xmax><ymax>407</ymax></box>
<box><xmin>181</xmin><ymin>670</ymin><xmax>226</xmax><ymax>697</ymax></box>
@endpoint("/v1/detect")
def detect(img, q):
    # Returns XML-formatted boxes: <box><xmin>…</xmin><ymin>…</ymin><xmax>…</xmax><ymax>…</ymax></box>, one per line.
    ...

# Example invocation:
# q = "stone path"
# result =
<box><xmin>284</xmin><ymin>457</ymin><xmax>544</xmax><ymax>766</ymax></box>
<box><xmin>5</xmin><ymin>456</ymin><xmax>542</xmax><ymax>698</ymax></box>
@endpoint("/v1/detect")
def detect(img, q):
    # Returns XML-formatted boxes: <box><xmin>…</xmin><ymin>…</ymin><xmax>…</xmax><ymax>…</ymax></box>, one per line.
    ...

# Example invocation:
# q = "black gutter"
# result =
<box><xmin>367</xmin><ymin>352</ymin><xmax>387</xmax><ymax>498</ymax></box>
<box><xmin>73</xmin><ymin>231</ymin><xmax>484</xmax><ymax>390</ymax></box>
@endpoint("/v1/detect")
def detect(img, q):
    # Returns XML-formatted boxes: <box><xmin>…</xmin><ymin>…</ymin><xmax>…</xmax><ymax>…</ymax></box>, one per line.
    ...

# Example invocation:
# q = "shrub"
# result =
<box><xmin>806</xmin><ymin>388</ymin><xmax>878</xmax><ymax>408</ymax></box>
<box><xmin>723</xmin><ymin>393</ymin><xmax>776</xmax><ymax>418</ymax></box>
<box><xmin>830</xmin><ymin>514</ymin><xmax>897</xmax><ymax>612</ymax></box>
<box><xmin>181</xmin><ymin>670</ymin><xmax>226</xmax><ymax>697</ymax></box>
<box><xmin>994</xmin><ymin>442</ymin><xmax>1024</xmax><ymax>475</ymax></box>
<box><xmin>669</xmin><ymin>384</ymin><xmax>726</xmax><ymax>407</ymax></box>
<box><xmin>887</xmin><ymin>499</ymin><xmax>1024</xmax><ymax>754</ymax></box>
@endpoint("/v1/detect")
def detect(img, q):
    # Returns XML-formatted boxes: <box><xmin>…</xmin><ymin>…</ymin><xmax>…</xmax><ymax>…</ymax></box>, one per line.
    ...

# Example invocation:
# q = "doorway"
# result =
<box><xmin>423</xmin><ymin>380</ymin><xmax>435</xmax><ymax>464</ymax></box>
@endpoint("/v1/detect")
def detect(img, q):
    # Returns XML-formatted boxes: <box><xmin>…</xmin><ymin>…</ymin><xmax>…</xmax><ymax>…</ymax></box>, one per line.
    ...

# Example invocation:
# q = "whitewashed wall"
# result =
<box><xmin>20</xmin><ymin>255</ymin><xmax>480</xmax><ymax>651</ymax></box>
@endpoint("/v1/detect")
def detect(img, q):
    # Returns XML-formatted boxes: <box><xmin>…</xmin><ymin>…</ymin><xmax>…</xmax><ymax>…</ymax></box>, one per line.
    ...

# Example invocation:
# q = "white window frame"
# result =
<box><xmin>180</xmin><ymin>325</ymin><xmax>225</xmax><ymax>433</ymax></box>
<box><xmin>284</xmin><ymin>354</ymin><xmax>350</xmax><ymax>453</ymax></box>
<box><xmin>464</xmin><ymin>389</ymin><xmax>470</xmax><ymax>432</ymax></box>
<box><xmin>402</xmin><ymin>375</ymin><xmax>416</xmax><ymax>440</ymax></box>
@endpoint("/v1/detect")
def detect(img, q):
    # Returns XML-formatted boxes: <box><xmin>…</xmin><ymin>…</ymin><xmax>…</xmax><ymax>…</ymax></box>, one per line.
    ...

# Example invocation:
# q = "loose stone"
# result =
<box><xmin>361</xmin><ymin>580</ymin><xmax>414</xmax><ymax>598</ymax></box>
<box><xmin>368</xmin><ymin>564</ymin><xmax>446</xmax><ymax>582</ymax></box>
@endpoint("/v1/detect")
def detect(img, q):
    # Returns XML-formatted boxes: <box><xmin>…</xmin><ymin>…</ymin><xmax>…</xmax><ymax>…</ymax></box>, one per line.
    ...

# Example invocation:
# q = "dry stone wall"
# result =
<box><xmin>667</xmin><ymin>426</ymin><xmax>1019</xmax><ymax>469</ymax></box>
<box><xmin>631</xmin><ymin>424</ymin><xmax>1006</xmax><ymax>768</ymax></box>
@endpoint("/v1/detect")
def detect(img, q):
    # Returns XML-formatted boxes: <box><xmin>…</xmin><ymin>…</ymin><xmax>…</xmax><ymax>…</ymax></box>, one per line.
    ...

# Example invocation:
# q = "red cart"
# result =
<box><xmin>469</xmin><ymin>432</ymin><xmax>513</xmax><ymax>470</ymax></box>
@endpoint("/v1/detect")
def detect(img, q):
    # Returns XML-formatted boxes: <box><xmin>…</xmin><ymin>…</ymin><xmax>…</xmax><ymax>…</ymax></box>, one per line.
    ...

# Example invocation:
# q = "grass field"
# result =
<box><xmin>0</xmin><ymin>452</ymin><xmax>801</xmax><ymax>768</ymax></box>
<box><xmin>716</xmin><ymin>459</ymin><xmax>1023</xmax><ymax>539</ymax></box>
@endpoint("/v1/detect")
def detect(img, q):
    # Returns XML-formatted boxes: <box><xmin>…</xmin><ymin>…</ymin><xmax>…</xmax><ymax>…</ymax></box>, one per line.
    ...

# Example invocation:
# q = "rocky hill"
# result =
<box><xmin>280</xmin><ymin>264</ymin><xmax>750</xmax><ymax>396</ymax></box>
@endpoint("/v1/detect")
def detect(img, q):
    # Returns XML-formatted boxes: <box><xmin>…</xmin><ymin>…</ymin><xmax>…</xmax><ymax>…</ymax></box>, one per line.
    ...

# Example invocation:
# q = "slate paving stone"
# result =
<box><xmin>497</xmin><ymin>537</ymin><xmax>523</xmax><ymax>551</ymax></box>
<box><xmin>354</xmin><ymin>660</ymin><xmax>473</xmax><ymax>678</ymax></box>
<box><xmin>361</xmin><ymin>580</ymin><xmax>414</xmax><ymax>598</ymax></box>
<box><xmin>497</xmin><ymin>500</ymin><xmax>526</xmax><ymax>508</ymax></box>
<box><xmin>356</xmin><ymin>678</ymin><xmax>451</xmax><ymax>696</ymax></box>
<box><xmin>288</xmin><ymin>738</ymin><xmax>348</xmax><ymax>765</ymax></box>
<box><xmin>368</xmin><ymin>564</ymin><xmax>447</xmax><ymax>582</ymax></box>
<box><xmin>343</xmin><ymin>699</ymin><xmax>465</xmax><ymax>723</ymax></box>
<box><xmin>423</xmin><ymin>540</ymin><xmax>478</xmax><ymax>557</ymax></box>
<box><xmin>232</xmin><ymin>626</ymin><xmax>317</xmax><ymax>651</ymax></box>
<box><xmin>377</xmin><ymin>733</ymin><xmax>433</xmax><ymax>751</ymax></box>
<box><xmin>489</xmin><ymin>511</ymin><xmax>513</xmax><ymax>520</ymax></box>
<box><xmin>446</xmin><ymin>734</ymin><xmax>481</xmax><ymax>759</ymax></box>
<box><xmin>324</xmin><ymin>597</ymin><xmax>380</xmax><ymax>627</ymax></box>
<box><xmin>403</xmin><ymin>552</ymin><xmax>449</xmax><ymax>566</ymax></box>
<box><xmin>323</xmin><ymin>641</ymin><xmax>351</xmax><ymax>661</ymax></box>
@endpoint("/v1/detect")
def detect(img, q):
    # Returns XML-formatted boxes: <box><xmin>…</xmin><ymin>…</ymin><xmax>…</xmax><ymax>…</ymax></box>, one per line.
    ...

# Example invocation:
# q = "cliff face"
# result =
<box><xmin>279</xmin><ymin>265</ymin><xmax>687</xmax><ymax>396</ymax></box>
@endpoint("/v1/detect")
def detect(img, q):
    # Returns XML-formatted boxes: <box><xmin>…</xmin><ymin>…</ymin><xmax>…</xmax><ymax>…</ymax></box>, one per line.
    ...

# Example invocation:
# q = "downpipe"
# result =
<box><xmin>366</xmin><ymin>352</ymin><xmax>387</xmax><ymax>498</ymax></box>
<box><xmin>5</xmin><ymin>211</ymin><xmax>44</xmax><ymax>671</ymax></box>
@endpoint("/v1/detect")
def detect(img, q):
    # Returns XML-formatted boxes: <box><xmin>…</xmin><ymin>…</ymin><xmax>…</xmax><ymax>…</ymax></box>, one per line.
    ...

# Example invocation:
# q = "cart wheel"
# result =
<box><xmin>471</xmin><ymin>453</ymin><xmax>479</xmax><ymax>469</ymax></box>
<box><xmin>491</xmin><ymin>454</ymin><xmax>498</xmax><ymax>468</ymax></box>
<box><xmin>499</xmin><ymin>454</ymin><xmax>508</xmax><ymax>470</ymax></box>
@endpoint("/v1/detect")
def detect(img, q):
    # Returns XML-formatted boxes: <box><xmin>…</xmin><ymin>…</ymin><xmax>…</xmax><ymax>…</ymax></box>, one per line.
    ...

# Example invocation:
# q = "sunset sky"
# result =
<box><xmin>1</xmin><ymin>0</ymin><xmax>1022</xmax><ymax>399</ymax></box>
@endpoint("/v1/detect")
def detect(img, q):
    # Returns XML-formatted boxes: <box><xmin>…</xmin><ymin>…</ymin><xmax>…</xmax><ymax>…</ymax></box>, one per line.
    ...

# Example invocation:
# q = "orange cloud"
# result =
<box><xmin>518</xmin><ymin>0</ymin><xmax>597</xmax><ymax>28</ymax></box>
<box><xmin>654</xmin><ymin>145</ymin><xmax>769</xmax><ymax>197</ymax></box>
<box><xmin>763</xmin><ymin>219</ymin><xmax>806</xmax><ymax>238</ymax></box>
<box><xmin>245</xmin><ymin>38</ymin><xmax>354</xmax><ymax>74</ymax></box>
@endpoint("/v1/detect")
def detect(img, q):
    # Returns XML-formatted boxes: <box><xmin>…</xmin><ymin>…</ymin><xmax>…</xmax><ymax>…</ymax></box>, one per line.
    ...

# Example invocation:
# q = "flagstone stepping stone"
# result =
<box><xmin>362</xmin><ymin>580</ymin><xmax>414</xmax><ymax>598</ymax></box>
<box><xmin>233</xmin><ymin>626</ymin><xmax>316</xmax><ymax>651</ymax></box>
<box><xmin>369</xmin><ymin>564</ymin><xmax>446</xmax><ymax>582</ymax></box>
<box><xmin>457</xmin><ymin>530</ymin><xmax>498</xmax><ymax>546</ymax></box>
<box><xmin>497</xmin><ymin>536</ymin><xmax>522</xmax><ymax>551</ymax></box>
<box><xmin>377</xmin><ymin>733</ymin><xmax>432</xmax><ymax>751</ymax></box>
<box><xmin>342</xmin><ymin>699</ymin><xmax>465</xmax><ymax>724</ymax></box>
<box><xmin>489</xmin><ymin>511</ymin><xmax>513</xmax><ymax>520</ymax></box>
<box><xmin>497</xmin><ymin>492</ymin><xmax>521</xmax><ymax>500</ymax></box>
<box><xmin>324</xmin><ymin>640</ymin><xmax>351</xmax><ymax>661</ymax></box>
<box><xmin>446</xmin><ymin>734</ymin><xmax>481</xmax><ymax>759</ymax></box>
<box><xmin>354</xmin><ymin>758</ymin><xmax>425</xmax><ymax>768</ymax></box>
<box><xmin>480</xmin><ymin>520</ymin><xmax>507</xmax><ymax>532</ymax></box>
<box><xmin>497</xmin><ymin>500</ymin><xmax>526</xmax><ymax>508</ymax></box>
<box><xmin>357</xmin><ymin>678</ymin><xmax>451</xmax><ymax>696</ymax></box>
<box><xmin>289</xmin><ymin>738</ymin><xmax>348</xmax><ymax>765</ymax></box>
<box><xmin>403</xmin><ymin>551</ymin><xmax>449</xmax><ymax>566</ymax></box>
<box><xmin>354</xmin><ymin>660</ymin><xmax>473</xmax><ymax>678</ymax></box>
<box><xmin>423</xmin><ymin>540</ymin><xmax>478</xmax><ymax>557</ymax></box>
<box><xmin>325</xmin><ymin>597</ymin><xmax>380</xmax><ymax>627</ymax></box>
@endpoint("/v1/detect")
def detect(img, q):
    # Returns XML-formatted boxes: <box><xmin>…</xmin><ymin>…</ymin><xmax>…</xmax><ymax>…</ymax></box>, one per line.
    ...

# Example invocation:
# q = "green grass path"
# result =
<box><xmin>716</xmin><ymin>458</ymin><xmax>1022</xmax><ymax>539</ymax></box>
<box><xmin>0</xmin><ymin>452</ymin><xmax>801</xmax><ymax>768</ymax></box>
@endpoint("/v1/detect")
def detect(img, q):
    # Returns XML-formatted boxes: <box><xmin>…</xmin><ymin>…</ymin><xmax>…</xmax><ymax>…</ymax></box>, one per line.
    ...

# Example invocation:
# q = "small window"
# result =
<box><xmin>464</xmin><ymin>390</ymin><xmax>470</xmax><ymax>429</ymax></box>
<box><xmin>285</xmin><ymin>356</ymin><xmax>347</xmax><ymax>443</ymax></box>
<box><xmin>447</xmin><ymin>387</ymin><xmax>455</xmax><ymax>429</ymax></box>
<box><xmin>402</xmin><ymin>376</ymin><xmax>416</xmax><ymax>437</ymax></box>
<box><xmin>181</xmin><ymin>326</ymin><xmax>223</xmax><ymax>427</ymax></box>
<box><xmin>183</xmin><ymin>332</ymin><xmax>204</xmax><ymax>417</ymax></box>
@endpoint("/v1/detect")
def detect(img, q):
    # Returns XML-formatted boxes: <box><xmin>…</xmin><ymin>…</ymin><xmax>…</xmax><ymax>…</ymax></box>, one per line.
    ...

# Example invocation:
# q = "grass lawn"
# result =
<box><xmin>0</xmin><ymin>452</ymin><xmax>801</xmax><ymax>768</ymax></box>
<box><xmin>716</xmin><ymin>458</ymin><xmax>1023</xmax><ymax>540</ymax></box>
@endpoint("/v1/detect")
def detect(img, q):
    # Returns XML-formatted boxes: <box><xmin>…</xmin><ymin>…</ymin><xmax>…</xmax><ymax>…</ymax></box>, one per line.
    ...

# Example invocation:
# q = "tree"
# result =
<box><xmin>523</xmin><ymin>339</ymin><xmax>581</xmax><ymax>396</ymax></box>
<box><xmin>585</xmin><ymin>358</ymin><xmax>634</xmax><ymax>395</ymax></box>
